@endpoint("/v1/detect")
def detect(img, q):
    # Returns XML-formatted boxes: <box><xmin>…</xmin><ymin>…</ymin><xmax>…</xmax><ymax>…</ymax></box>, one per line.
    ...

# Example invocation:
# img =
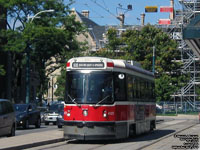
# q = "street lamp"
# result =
<box><xmin>25</xmin><ymin>9</ymin><xmax>54</xmax><ymax>104</ymax></box>
<box><xmin>27</xmin><ymin>9</ymin><xmax>55</xmax><ymax>22</ymax></box>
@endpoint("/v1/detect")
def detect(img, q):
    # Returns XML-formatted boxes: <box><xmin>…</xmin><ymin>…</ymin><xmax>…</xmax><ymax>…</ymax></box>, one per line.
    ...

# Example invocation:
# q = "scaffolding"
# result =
<box><xmin>98</xmin><ymin>0</ymin><xmax>200</xmax><ymax>110</ymax></box>
<box><xmin>171</xmin><ymin>0</ymin><xmax>200</xmax><ymax>110</ymax></box>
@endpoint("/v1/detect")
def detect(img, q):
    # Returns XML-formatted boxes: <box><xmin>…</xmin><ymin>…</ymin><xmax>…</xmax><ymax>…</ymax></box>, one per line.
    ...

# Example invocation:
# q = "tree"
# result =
<box><xmin>121</xmin><ymin>25</ymin><xmax>182</xmax><ymax>102</ymax></box>
<box><xmin>0</xmin><ymin>65</ymin><xmax>5</xmax><ymax>76</ymax></box>
<box><xmin>92</xmin><ymin>25</ymin><xmax>183</xmax><ymax>102</ymax></box>
<box><xmin>54</xmin><ymin>69</ymin><xmax>66</xmax><ymax>101</ymax></box>
<box><xmin>106</xmin><ymin>28</ymin><xmax>121</xmax><ymax>52</ymax></box>
<box><xmin>0</xmin><ymin>0</ymin><xmax>86</xmax><ymax>103</ymax></box>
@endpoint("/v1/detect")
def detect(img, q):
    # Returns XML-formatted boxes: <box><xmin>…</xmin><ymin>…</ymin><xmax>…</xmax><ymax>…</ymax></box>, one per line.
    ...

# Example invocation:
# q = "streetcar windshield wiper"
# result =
<box><xmin>67</xmin><ymin>94</ymin><xmax>78</xmax><ymax>104</ymax></box>
<box><xmin>95</xmin><ymin>95</ymin><xmax>110</xmax><ymax>106</ymax></box>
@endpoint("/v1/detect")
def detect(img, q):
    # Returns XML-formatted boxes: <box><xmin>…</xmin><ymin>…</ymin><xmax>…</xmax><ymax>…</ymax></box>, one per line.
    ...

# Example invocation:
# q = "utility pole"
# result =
<box><xmin>152</xmin><ymin>46</ymin><xmax>156</xmax><ymax>74</ymax></box>
<box><xmin>25</xmin><ymin>9</ymin><xmax>54</xmax><ymax>104</ymax></box>
<box><xmin>25</xmin><ymin>46</ymin><xmax>30</xmax><ymax>104</ymax></box>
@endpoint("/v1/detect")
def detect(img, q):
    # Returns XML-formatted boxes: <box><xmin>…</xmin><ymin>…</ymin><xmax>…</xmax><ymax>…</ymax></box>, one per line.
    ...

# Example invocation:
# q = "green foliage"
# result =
<box><xmin>54</xmin><ymin>69</ymin><xmax>66</xmax><ymax>101</ymax></box>
<box><xmin>0</xmin><ymin>0</ymin><xmax>86</xmax><ymax>102</ymax></box>
<box><xmin>155</xmin><ymin>74</ymin><xmax>176</xmax><ymax>102</ymax></box>
<box><xmin>195</xmin><ymin>85</ymin><xmax>200</xmax><ymax>100</ymax></box>
<box><xmin>106</xmin><ymin>28</ymin><xmax>121</xmax><ymax>51</ymax></box>
<box><xmin>92</xmin><ymin>25</ymin><xmax>183</xmax><ymax>102</ymax></box>
<box><xmin>0</xmin><ymin>65</ymin><xmax>5</xmax><ymax>76</ymax></box>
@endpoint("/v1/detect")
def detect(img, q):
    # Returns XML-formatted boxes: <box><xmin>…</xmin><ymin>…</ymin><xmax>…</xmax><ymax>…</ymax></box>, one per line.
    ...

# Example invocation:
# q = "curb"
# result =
<box><xmin>0</xmin><ymin>138</ymin><xmax>65</xmax><ymax>150</ymax></box>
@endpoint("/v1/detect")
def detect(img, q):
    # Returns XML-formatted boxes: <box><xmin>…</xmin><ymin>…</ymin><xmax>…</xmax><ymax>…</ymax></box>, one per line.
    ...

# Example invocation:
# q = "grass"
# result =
<box><xmin>156</xmin><ymin>113</ymin><xmax>177</xmax><ymax>116</ymax></box>
<box><xmin>157</xmin><ymin>111</ymin><xmax>199</xmax><ymax>116</ymax></box>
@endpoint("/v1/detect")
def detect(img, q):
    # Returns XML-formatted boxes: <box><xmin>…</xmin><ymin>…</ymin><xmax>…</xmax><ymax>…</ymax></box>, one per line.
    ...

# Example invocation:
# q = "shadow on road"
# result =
<box><xmin>67</xmin><ymin>129</ymin><xmax>175</xmax><ymax>145</ymax></box>
<box><xmin>130</xmin><ymin>129</ymin><xmax>175</xmax><ymax>142</ymax></box>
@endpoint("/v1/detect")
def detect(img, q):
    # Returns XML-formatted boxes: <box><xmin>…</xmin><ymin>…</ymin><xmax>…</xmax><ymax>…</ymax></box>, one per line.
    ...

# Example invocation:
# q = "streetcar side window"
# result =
<box><xmin>140</xmin><ymin>80</ymin><xmax>145</xmax><ymax>100</ymax></box>
<box><xmin>144</xmin><ymin>80</ymin><xmax>150</xmax><ymax>102</ymax></box>
<box><xmin>132</xmin><ymin>77</ymin><xmax>136</xmax><ymax>100</ymax></box>
<box><xmin>114</xmin><ymin>73</ymin><xmax>126</xmax><ymax>101</ymax></box>
<box><xmin>151</xmin><ymin>83</ymin><xmax>155</xmax><ymax>102</ymax></box>
<box><xmin>146</xmin><ymin>81</ymin><xmax>150</xmax><ymax>102</ymax></box>
<box><xmin>135</xmin><ymin>78</ymin><xmax>140</xmax><ymax>99</ymax></box>
<box><xmin>127</xmin><ymin>75</ymin><xmax>133</xmax><ymax>101</ymax></box>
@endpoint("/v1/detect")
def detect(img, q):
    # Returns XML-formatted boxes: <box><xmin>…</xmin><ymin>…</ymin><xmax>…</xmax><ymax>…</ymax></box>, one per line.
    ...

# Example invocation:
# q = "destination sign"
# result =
<box><xmin>72</xmin><ymin>62</ymin><xmax>104</xmax><ymax>68</ymax></box>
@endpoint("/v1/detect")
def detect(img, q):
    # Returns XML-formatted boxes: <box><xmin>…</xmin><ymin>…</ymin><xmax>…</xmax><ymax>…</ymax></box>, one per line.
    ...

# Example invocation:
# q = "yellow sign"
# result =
<box><xmin>145</xmin><ymin>6</ymin><xmax>158</xmax><ymax>12</ymax></box>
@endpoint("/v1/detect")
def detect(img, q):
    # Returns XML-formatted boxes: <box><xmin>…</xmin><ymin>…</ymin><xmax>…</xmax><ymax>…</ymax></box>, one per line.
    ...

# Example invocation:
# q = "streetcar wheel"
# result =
<box><xmin>150</xmin><ymin>121</ymin><xmax>155</xmax><ymax>131</ymax></box>
<box><xmin>129</xmin><ymin>124</ymin><xmax>136</xmax><ymax>138</ymax></box>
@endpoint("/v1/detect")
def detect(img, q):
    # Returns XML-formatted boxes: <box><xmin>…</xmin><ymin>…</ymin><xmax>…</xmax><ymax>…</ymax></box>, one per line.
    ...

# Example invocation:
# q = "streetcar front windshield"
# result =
<box><xmin>65</xmin><ymin>71</ymin><xmax>113</xmax><ymax>104</ymax></box>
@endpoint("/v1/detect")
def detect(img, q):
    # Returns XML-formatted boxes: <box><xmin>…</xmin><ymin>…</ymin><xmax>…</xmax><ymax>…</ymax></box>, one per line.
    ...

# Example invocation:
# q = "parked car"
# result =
<box><xmin>0</xmin><ymin>99</ymin><xmax>16</xmax><ymax>137</ymax></box>
<box><xmin>44</xmin><ymin>104</ymin><xmax>64</xmax><ymax>125</ymax></box>
<box><xmin>14</xmin><ymin>104</ymin><xmax>41</xmax><ymax>129</ymax></box>
<box><xmin>57</xmin><ymin>110</ymin><xmax>64</xmax><ymax>128</ymax></box>
<box><xmin>37</xmin><ymin>106</ymin><xmax>48</xmax><ymax>123</ymax></box>
<box><xmin>156</xmin><ymin>104</ymin><xmax>163</xmax><ymax>113</ymax></box>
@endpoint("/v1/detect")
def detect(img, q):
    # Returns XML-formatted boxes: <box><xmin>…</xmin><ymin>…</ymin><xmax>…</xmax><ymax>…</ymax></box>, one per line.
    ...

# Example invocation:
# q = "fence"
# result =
<box><xmin>156</xmin><ymin>101</ymin><xmax>200</xmax><ymax>115</ymax></box>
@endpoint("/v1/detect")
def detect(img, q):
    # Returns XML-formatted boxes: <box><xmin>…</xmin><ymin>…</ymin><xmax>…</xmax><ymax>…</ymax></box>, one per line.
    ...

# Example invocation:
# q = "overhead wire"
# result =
<box><xmin>89</xmin><ymin>0</ymin><xmax>131</xmax><ymax>26</ymax></box>
<box><xmin>83</xmin><ymin>3</ymin><xmax>104</xmax><ymax>18</ymax></box>
<box><xmin>90</xmin><ymin>0</ymin><xmax>118</xmax><ymax>19</ymax></box>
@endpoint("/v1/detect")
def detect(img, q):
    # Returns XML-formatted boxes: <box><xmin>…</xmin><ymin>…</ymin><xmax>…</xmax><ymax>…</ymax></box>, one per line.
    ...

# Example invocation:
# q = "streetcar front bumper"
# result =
<box><xmin>63</xmin><ymin>121</ymin><xmax>127</xmax><ymax>140</ymax></box>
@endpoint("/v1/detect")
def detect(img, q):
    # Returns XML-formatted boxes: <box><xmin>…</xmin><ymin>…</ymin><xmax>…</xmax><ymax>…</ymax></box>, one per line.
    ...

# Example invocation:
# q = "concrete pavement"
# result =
<box><xmin>0</xmin><ymin>128</ymin><xmax>64</xmax><ymax>150</ymax></box>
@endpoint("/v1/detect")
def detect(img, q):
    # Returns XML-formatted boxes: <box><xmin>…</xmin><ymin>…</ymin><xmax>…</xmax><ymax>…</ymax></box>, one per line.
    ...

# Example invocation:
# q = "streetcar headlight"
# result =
<box><xmin>67</xmin><ymin>110</ymin><xmax>70</xmax><ymax>117</ymax></box>
<box><xmin>83</xmin><ymin>110</ymin><xmax>88</xmax><ymax>116</ymax></box>
<box><xmin>103</xmin><ymin>110</ymin><xmax>107</xmax><ymax>118</ymax></box>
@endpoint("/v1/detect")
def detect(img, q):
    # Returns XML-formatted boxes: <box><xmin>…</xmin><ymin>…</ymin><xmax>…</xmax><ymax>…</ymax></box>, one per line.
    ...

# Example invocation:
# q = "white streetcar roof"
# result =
<box><xmin>66</xmin><ymin>57</ymin><xmax>154</xmax><ymax>78</ymax></box>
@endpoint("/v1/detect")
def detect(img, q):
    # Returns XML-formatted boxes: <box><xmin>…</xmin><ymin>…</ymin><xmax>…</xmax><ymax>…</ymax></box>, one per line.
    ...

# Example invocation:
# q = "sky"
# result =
<box><xmin>69</xmin><ymin>0</ymin><xmax>182</xmax><ymax>26</ymax></box>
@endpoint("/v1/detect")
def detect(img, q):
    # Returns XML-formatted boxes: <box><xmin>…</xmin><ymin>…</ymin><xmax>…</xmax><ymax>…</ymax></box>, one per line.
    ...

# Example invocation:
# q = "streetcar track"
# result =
<box><xmin>29</xmin><ymin>119</ymin><xmax>198</xmax><ymax>150</ymax></box>
<box><xmin>78</xmin><ymin>120</ymin><xmax>198</xmax><ymax>150</ymax></box>
<box><xmin>137</xmin><ymin>121</ymin><xmax>198</xmax><ymax>150</ymax></box>
<box><xmin>156</xmin><ymin>119</ymin><xmax>190</xmax><ymax>130</ymax></box>
<box><xmin>63</xmin><ymin>120</ymin><xmax>193</xmax><ymax>150</ymax></box>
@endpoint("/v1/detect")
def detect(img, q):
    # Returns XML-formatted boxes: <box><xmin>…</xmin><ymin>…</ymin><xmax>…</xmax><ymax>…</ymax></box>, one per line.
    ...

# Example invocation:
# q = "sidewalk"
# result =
<box><xmin>0</xmin><ymin>129</ymin><xmax>64</xmax><ymax>150</ymax></box>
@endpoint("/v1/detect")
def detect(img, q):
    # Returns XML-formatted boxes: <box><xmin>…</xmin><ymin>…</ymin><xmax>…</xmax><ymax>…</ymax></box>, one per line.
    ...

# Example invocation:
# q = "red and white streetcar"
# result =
<box><xmin>63</xmin><ymin>57</ymin><xmax>156</xmax><ymax>140</ymax></box>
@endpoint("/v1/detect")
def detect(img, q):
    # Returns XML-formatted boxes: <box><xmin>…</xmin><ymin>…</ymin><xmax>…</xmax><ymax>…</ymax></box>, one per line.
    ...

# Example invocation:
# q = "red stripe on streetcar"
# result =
<box><xmin>64</xmin><ymin>104</ymin><xmax>155</xmax><ymax>122</ymax></box>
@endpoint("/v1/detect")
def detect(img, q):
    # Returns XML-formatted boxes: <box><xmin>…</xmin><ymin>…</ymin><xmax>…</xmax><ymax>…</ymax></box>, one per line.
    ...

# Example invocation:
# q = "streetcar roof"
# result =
<box><xmin>67</xmin><ymin>57</ymin><xmax>154</xmax><ymax>77</ymax></box>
